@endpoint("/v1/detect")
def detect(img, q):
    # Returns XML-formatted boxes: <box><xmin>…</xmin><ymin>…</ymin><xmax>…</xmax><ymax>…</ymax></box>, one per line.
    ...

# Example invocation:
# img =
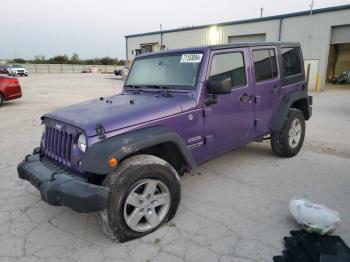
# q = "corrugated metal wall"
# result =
<box><xmin>281</xmin><ymin>9</ymin><xmax>350</xmax><ymax>89</ymax></box>
<box><xmin>127</xmin><ymin>34</ymin><xmax>162</xmax><ymax>58</ymax></box>
<box><xmin>126</xmin><ymin>8</ymin><xmax>350</xmax><ymax>90</ymax></box>
<box><xmin>331</xmin><ymin>25</ymin><xmax>350</xmax><ymax>44</ymax></box>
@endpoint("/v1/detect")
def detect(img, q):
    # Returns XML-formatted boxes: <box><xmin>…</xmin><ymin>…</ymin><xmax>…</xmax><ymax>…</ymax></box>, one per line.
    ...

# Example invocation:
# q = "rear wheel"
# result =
<box><xmin>98</xmin><ymin>154</ymin><xmax>181</xmax><ymax>242</ymax></box>
<box><xmin>271</xmin><ymin>109</ymin><xmax>305</xmax><ymax>157</ymax></box>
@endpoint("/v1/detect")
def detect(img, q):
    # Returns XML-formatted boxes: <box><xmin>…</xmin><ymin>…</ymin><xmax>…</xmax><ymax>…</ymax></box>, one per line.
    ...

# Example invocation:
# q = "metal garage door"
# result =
<box><xmin>334</xmin><ymin>44</ymin><xmax>350</xmax><ymax>75</ymax></box>
<box><xmin>228</xmin><ymin>34</ymin><xmax>266</xmax><ymax>44</ymax></box>
<box><xmin>331</xmin><ymin>25</ymin><xmax>350</xmax><ymax>44</ymax></box>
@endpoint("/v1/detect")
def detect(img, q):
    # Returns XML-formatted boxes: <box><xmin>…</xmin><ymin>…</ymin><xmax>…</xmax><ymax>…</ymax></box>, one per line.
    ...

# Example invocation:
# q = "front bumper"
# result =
<box><xmin>10</xmin><ymin>71</ymin><xmax>27</xmax><ymax>75</ymax></box>
<box><xmin>17</xmin><ymin>154</ymin><xmax>109</xmax><ymax>213</ymax></box>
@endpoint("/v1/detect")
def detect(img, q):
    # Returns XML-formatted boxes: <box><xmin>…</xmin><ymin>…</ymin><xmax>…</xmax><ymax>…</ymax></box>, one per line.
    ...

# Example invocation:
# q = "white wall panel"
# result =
<box><xmin>126</xmin><ymin>8</ymin><xmax>350</xmax><ymax>90</ymax></box>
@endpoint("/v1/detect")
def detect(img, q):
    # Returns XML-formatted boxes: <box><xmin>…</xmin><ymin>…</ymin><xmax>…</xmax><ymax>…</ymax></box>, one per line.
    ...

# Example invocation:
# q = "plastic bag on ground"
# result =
<box><xmin>289</xmin><ymin>198</ymin><xmax>341</xmax><ymax>235</ymax></box>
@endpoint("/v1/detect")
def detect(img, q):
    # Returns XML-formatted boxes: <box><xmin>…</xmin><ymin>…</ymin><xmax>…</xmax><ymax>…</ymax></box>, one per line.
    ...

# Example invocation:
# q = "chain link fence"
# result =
<box><xmin>23</xmin><ymin>64</ymin><xmax>123</xmax><ymax>74</ymax></box>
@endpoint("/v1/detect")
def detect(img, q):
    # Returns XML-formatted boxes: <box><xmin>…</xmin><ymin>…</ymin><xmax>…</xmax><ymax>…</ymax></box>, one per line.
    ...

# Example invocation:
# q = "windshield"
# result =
<box><xmin>12</xmin><ymin>65</ymin><xmax>22</xmax><ymax>68</ymax></box>
<box><xmin>126</xmin><ymin>52</ymin><xmax>203</xmax><ymax>90</ymax></box>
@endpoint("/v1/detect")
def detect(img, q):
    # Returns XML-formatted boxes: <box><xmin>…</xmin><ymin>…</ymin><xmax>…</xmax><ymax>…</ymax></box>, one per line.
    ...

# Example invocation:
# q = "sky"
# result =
<box><xmin>0</xmin><ymin>0</ymin><xmax>349</xmax><ymax>60</ymax></box>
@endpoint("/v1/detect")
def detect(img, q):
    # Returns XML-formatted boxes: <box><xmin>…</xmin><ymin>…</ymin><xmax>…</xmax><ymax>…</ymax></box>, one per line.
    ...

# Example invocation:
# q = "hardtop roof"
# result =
<box><xmin>209</xmin><ymin>41</ymin><xmax>300</xmax><ymax>50</ymax></box>
<box><xmin>135</xmin><ymin>42</ymin><xmax>300</xmax><ymax>58</ymax></box>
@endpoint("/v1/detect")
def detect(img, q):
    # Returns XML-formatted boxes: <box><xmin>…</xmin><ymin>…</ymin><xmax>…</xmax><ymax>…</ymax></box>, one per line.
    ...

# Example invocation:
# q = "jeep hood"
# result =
<box><xmin>43</xmin><ymin>93</ymin><xmax>197</xmax><ymax>136</ymax></box>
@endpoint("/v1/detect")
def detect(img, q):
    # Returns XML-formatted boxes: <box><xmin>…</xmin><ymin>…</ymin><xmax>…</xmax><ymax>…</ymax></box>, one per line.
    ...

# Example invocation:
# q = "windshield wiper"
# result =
<box><xmin>124</xmin><ymin>85</ymin><xmax>149</xmax><ymax>94</ymax></box>
<box><xmin>124</xmin><ymin>84</ymin><xmax>143</xmax><ymax>89</ymax></box>
<box><xmin>145</xmin><ymin>85</ymin><xmax>170</xmax><ymax>90</ymax></box>
<box><xmin>125</xmin><ymin>84</ymin><xmax>190</xmax><ymax>94</ymax></box>
<box><xmin>144</xmin><ymin>85</ymin><xmax>174</xmax><ymax>97</ymax></box>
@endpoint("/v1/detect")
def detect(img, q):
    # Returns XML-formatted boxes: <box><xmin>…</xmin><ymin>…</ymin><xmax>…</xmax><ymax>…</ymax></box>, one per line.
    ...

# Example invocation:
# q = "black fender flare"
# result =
<box><xmin>80</xmin><ymin>126</ymin><xmax>197</xmax><ymax>175</ymax></box>
<box><xmin>272</xmin><ymin>91</ymin><xmax>312</xmax><ymax>131</ymax></box>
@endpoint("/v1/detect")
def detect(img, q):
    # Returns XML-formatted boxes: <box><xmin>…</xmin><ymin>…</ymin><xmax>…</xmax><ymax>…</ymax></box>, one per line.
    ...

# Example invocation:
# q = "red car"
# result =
<box><xmin>0</xmin><ymin>76</ymin><xmax>22</xmax><ymax>106</ymax></box>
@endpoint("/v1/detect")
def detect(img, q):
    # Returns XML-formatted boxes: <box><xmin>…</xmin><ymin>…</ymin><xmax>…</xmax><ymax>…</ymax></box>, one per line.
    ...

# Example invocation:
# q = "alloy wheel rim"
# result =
<box><xmin>123</xmin><ymin>179</ymin><xmax>171</xmax><ymax>232</ymax></box>
<box><xmin>288</xmin><ymin>119</ymin><xmax>302</xmax><ymax>149</ymax></box>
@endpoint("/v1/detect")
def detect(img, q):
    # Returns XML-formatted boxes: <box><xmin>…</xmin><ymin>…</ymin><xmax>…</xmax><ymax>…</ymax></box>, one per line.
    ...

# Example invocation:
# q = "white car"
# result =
<box><xmin>8</xmin><ymin>65</ymin><xmax>28</xmax><ymax>77</ymax></box>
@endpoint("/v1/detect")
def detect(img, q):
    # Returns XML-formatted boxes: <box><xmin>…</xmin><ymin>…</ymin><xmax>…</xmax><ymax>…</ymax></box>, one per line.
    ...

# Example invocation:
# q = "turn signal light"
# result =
<box><xmin>108</xmin><ymin>158</ymin><xmax>118</xmax><ymax>168</ymax></box>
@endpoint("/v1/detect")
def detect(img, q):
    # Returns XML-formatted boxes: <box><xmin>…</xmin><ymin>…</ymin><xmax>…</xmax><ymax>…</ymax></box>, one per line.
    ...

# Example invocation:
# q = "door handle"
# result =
<box><xmin>272</xmin><ymin>85</ymin><xmax>280</xmax><ymax>93</ymax></box>
<box><xmin>239</xmin><ymin>93</ymin><xmax>252</xmax><ymax>102</ymax></box>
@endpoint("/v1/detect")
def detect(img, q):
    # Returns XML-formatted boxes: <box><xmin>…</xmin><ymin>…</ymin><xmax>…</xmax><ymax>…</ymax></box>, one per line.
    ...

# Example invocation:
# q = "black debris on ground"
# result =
<box><xmin>273</xmin><ymin>231</ymin><xmax>350</xmax><ymax>262</ymax></box>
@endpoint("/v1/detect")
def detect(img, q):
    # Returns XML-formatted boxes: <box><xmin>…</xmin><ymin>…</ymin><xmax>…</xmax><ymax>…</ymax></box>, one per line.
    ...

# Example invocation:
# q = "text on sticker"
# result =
<box><xmin>180</xmin><ymin>54</ymin><xmax>203</xmax><ymax>63</ymax></box>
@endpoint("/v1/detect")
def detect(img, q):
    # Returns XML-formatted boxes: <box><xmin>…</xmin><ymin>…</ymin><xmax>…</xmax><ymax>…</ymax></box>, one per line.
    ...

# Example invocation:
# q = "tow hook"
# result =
<box><xmin>25</xmin><ymin>154</ymin><xmax>31</xmax><ymax>162</ymax></box>
<box><xmin>50</xmin><ymin>172</ymin><xmax>58</xmax><ymax>182</ymax></box>
<box><xmin>33</xmin><ymin>147</ymin><xmax>41</xmax><ymax>155</ymax></box>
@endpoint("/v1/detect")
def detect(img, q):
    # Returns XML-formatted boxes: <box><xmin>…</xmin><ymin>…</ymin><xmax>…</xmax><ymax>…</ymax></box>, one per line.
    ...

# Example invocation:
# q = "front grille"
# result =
<box><xmin>41</xmin><ymin>157</ymin><xmax>69</xmax><ymax>174</ymax></box>
<box><xmin>17</xmin><ymin>70</ymin><xmax>24</xmax><ymax>73</ymax></box>
<box><xmin>44</xmin><ymin>125</ymin><xmax>74</xmax><ymax>167</ymax></box>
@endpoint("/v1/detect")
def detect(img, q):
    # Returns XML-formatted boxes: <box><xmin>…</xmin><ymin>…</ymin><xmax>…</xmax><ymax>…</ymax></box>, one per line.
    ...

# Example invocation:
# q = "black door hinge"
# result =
<box><xmin>254</xmin><ymin>119</ymin><xmax>260</xmax><ymax>131</ymax></box>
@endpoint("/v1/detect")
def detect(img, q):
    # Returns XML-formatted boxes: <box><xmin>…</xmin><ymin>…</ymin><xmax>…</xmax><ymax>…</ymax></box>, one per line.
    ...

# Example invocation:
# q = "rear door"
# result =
<box><xmin>203</xmin><ymin>48</ymin><xmax>254</xmax><ymax>155</ymax></box>
<box><xmin>250</xmin><ymin>46</ymin><xmax>282</xmax><ymax>136</ymax></box>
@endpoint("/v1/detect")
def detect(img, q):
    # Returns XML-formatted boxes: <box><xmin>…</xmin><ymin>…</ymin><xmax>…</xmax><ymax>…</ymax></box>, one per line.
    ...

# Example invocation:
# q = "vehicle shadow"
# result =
<box><xmin>104</xmin><ymin>77</ymin><xmax>123</xmax><ymax>81</ymax></box>
<box><xmin>215</xmin><ymin>141</ymin><xmax>278</xmax><ymax>161</ymax></box>
<box><xmin>0</xmin><ymin>101</ymin><xmax>22</xmax><ymax>108</ymax></box>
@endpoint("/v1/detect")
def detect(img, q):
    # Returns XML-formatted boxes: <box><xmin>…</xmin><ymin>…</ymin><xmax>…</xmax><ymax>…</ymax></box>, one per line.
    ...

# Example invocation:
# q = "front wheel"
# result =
<box><xmin>98</xmin><ymin>154</ymin><xmax>181</xmax><ymax>242</ymax></box>
<box><xmin>0</xmin><ymin>94</ymin><xmax>4</xmax><ymax>106</ymax></box>
<box><xmin>271</xmin><ymin>109</ymin><xmax>305</xmax><ymax>157</ymax></box>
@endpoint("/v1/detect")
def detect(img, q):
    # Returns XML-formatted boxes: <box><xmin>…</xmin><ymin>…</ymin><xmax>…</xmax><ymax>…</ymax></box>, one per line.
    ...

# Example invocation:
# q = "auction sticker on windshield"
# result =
<box><xmin>180</xmin><ymin>54</ymin><xmax>203</xmax><ymax>63</ymax></box>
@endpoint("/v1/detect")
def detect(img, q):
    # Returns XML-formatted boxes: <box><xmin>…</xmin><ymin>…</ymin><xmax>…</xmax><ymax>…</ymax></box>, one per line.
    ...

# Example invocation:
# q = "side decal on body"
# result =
<box><xmin>187</xmin><ymin>136</ymin><xmax>203</xmax><ymax>149</ymax></box>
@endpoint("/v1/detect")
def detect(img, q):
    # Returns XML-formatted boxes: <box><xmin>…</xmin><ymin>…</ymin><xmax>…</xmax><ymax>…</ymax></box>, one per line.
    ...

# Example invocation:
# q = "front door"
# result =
<box><xmin>203</xmin><ymin>48</ymin><xmax>254</xmax><ymax>156</ymax></box>
<box><xmin>250</xmin><ymin>46</ymin><xmax>281</xmax><ymax>136</ymax></box>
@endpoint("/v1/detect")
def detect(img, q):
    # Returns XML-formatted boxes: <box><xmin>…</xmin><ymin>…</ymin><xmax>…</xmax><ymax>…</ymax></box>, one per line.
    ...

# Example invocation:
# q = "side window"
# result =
<box><xmin>209</xmin><ymin>52</ymin><xmax>246</xmax><ymax>88</ymax></box>
<box><xmin>281</xmin><ymin>47</ymin><xmax>302</xmax><ymax>77</ymax></box>
<box><xmin>252</xmin><ymin>49</ymin><xmax>278</xmax><ymax>82</ymax></box>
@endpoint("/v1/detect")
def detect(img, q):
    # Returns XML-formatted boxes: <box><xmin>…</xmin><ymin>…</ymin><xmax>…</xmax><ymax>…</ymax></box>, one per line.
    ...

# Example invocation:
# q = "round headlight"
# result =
<box><xmin>78</xmin><ymin>134</ymin><xmax>87</xmax><ymax>153</ymax></box>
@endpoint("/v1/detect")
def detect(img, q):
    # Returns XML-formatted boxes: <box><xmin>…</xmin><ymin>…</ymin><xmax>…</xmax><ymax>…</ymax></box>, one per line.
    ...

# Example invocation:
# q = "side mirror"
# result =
<box><xmin>207</xmin><ymin>77</ymin><xmax>231</xmax><ymax>95</ymax></box>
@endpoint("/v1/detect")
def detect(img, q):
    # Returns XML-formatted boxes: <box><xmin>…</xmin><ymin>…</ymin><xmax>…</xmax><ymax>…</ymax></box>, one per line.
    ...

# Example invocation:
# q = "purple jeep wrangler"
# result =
<box><xmin>18</xmin><ymin>42</ymin><xmax>312</xmax><ymax>241</ymax></box>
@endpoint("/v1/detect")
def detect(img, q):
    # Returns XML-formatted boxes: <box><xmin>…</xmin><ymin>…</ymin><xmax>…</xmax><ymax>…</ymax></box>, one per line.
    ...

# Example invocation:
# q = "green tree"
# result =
<box><xmin>34</xmin><ymin>55</ymin><xmax>45</xmax><ymax>64</ymax></box>
<box><xmin>84</xmin><ymin>59</ymin><xmax>95</xmax><ymax>65</ymax></box>
<box><xmin>48</xmin><ymin>55</ymin><xmax>69</xmax><ymax>64</ymax></box>
<box><xmin>118</xmin><ymin>59</ymin><xmax>126</xmax><ymax>66</ymax></box>
<box><xmin>70</xmin><ymin>53</ymin><xmax>80</xmax><ymax>64</ymax></box>
<box><xmin>12</xmin><ymin>58</ymin><xmax>26</xmax><ymax>64</ymax></box>
<box><xmin>100</xmin><ymin>57</ymin><xmax>117</xmax><ymax>65</ymax></box>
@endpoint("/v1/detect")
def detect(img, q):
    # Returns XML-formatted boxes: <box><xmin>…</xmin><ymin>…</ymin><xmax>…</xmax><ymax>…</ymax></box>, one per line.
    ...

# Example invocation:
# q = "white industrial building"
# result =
<box><xmin>125</xmin><ymin>4</ymin><xmax>350</xmax><ymax>91</ymax></box>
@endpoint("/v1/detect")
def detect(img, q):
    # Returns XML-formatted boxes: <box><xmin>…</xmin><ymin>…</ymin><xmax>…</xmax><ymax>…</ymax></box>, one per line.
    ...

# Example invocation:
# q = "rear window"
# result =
<box><xmin>281</xmin><ymin>47</ymin><xmax>302</xmax><ymax>77</ymax></box>
<box><xmin>209</xmin><ymin>52</ymin><xmax>246</xmax><ymax>88</ymax></box>
<box><xmin>252</xmin><ymin>49</ymin><xmax>278</xmax><ymax>82</ymax></box>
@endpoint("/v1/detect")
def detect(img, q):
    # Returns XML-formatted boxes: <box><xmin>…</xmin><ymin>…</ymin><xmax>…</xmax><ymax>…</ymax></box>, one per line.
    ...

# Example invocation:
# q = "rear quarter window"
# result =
<box><xmin>281</xmin><ymin>47</ymin><xmax>302</xmax><ymax>77</ymax></box>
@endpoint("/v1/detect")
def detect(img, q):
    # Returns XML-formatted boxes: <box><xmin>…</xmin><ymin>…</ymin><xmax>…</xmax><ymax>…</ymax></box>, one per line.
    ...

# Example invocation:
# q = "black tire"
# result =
<box><xmin>0</xmin><ymin>93</ymin><xmax>4</xmax><ymax>107</ymax></box>
<box><xmin>98</xmin><ymin>154</ymin><xmax>181</xmax><ymax>242</ymax></box>
<box><xmin>271</xmin><ymin>108</ymin><xmax>305</xmax><ymax>157</ymax></box>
